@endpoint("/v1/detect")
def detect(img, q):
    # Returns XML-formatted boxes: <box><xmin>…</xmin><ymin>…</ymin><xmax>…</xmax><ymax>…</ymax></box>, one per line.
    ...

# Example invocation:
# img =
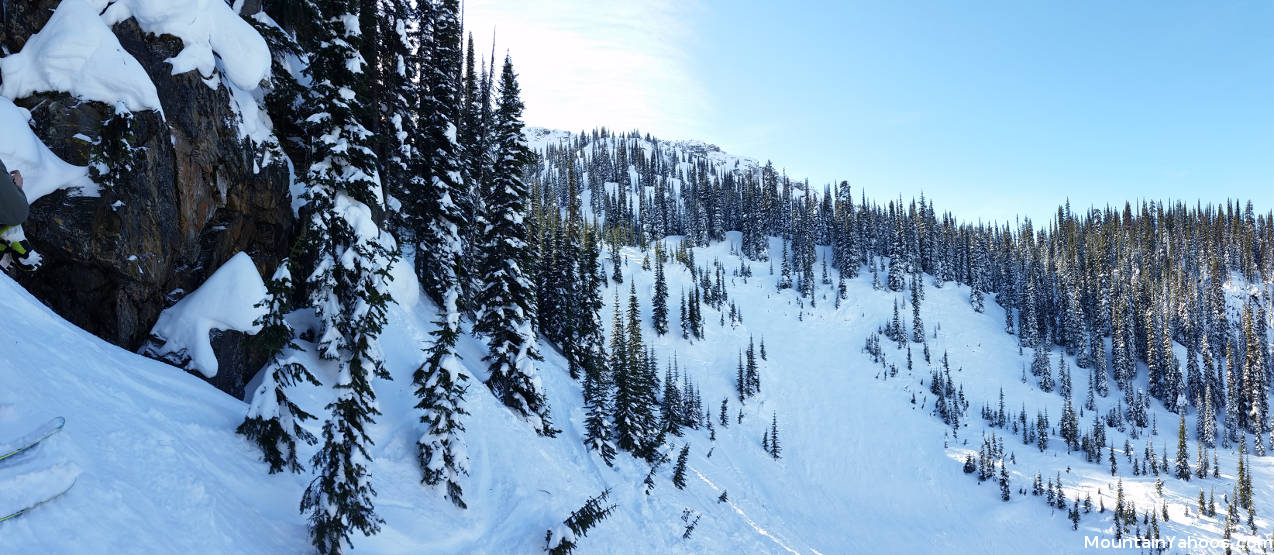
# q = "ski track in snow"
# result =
<box><xmin>691</xmin><ymin>466</ymin><xmax>805</xmax><ymax>554</ymax></box>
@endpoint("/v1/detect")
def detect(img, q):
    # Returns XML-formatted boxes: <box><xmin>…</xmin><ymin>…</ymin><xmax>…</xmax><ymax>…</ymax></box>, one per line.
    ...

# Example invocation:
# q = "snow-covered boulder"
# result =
<box><xmin>140</xmin><ymin>252</ymin><xmax>268</xmax><ymax>383</ymax></box>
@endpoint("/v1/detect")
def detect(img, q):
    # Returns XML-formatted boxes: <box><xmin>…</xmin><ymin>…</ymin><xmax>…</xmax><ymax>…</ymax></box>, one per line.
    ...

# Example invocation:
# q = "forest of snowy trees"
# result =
<box><xmin>538</xmin><ymin>125</ymin><xmax>1274</xmax><ymax>455</ymax></box>
<box><xmin>231</xmin><ymin>0</ymin><xmax>560</xmax><ymax>552</ymax></box>
<box><xmin>4</xmin><ymin>0</ymin><xmax>1271</xmax><ymax>552</ymax></box>
<box><xmin>530</xmin><ymin>127</ymin><xmax>1274</xmax><ymax>546</ymax></box>
<box><xmin>215</xmin><ymin>2</ymin><xmax>1274</xmax><ymax>553</ymax></box>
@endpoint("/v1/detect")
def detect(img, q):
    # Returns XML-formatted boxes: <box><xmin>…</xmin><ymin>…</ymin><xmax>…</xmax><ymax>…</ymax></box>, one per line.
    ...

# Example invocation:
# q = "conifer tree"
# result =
<box><xmin>652</xmin><ymin>244</ymin><xmax>669</xmax><ymax>335</ymax></box>
<box><xmin>1035</xmin><ymin>342</ymin><xmax>1055</xmax><ymax>392</ymax></box>
<box><xmin>613</xmin><ymin>285</ymin><xmax>660</xmax><ymax>459</ymax></box>
<box><xmin>911</xmin><ymin>276</ymin><xmax>925</xmax><ymax>343</ymax></box>
<box><xmin>581</xmin><ymin>358</ymin><xmax>617</xmax><ymax>466</ymax></box>
<box><xmin>1175</xmin><ymin>409</ymin><xmax>1191</xmax><ymax>480</ymax></box>
<box><xmin>778</xmin><ymin>241</ymin><xmax>794</xmax><ymax>290</ymax></box>
<box><xmin>363</xmin><ymin>0</ymin><xmax>413</xmax><ymax>235</ymax></box>
<box><xmin>970</xmin><ymin>236</ymin><xmax>988</xmax><ymax>313</ymax></box>
<box><xmin>679</xmin><ymin>291</ymin><xmax>689</xmax><ymax>340</ymax></box>
<box><xmin>672</xmin><ymin>444</ymin><xmax>690</xmax><ymax>489</ymax></box>
<box><xmin>239</xmin><ymin>261</ymin><xmax>320</xmax><ymax>474</ymax></box>
<box><xmin>999</xmin><ymin>460</ymin><xmax>1011</xmax><ymax>501</ymax></box>
<box><xmin>545</xmin><ymin>489</ymin><xmax>617</xmax><ymax>555</ymax></box>
<box><xmin>407</xmin><ymin>0</ymin><xmax>471</xmax><ymax>513</ymax></box>
<box><xmin>1060</xmin><ymin>398</ymin><xmax>1079</xmax><ymax>452</ymax></box>
<box><xmin>769</xmin><ymin>412</ymin><xmax>782</xmax><ymax>459</ymax></box>
<box><xmin>1114</xmin><ymin>479</ymin><xmax>1126</xmax><ymax>540</ymax></box>
<box><xmin>415</xmin><ymin>312</ymin><xmax>469</xmax><ymax>509</ymax></box>
<box><xmin>293</xmin><ymin>0</ymin><xmax>399</xmax><ymax>549</ymax></box>
<box><xmin>474</xmin><ymin>57</ymin><xmax>554</xmax><ymax>435</ymax></box>
<box><xmin>1059</xmin><ymin>353</ymin><xmax>1072</xmax><ymax>399</ymax></box>
<box><xmin>411</xmin><ymin>0</ymin><xmax>468</xmax><ymax>307</ymax></box>
<box><xmin>455</xmin><ymin>35</ymin><xmax>485</xmax><ymax>244</ymax></box>
<box><xmin>661</xmin><ymin>366</ymin><xmax>683</xmax><ymax>437</ymax></box>
<box><xmin>746</xmin><ymin>337</ymin><xmax>760</xmax><ymax>396</ymax></box>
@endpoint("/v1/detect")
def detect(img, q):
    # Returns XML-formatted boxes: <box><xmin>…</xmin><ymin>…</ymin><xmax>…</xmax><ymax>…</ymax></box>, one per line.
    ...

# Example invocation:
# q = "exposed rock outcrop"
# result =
<box><xmin>1</xmin><ymin>1</ymin><xmax>294</xmax><ymax>398</ymax></box>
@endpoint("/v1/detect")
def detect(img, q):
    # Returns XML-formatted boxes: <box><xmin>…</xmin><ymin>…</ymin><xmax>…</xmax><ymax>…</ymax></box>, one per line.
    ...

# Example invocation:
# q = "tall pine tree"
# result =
<box><xmin>473</xmin><ymin>57</ymin><xmax>555</xmax><ymax>436</ymax></box>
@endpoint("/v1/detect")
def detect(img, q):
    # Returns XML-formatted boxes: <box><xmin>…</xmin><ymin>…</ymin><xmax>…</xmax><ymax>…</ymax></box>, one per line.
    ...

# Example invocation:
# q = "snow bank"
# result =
<box><xmin>387</xmin><ymin>247</ymin><xmax>420</xmax><ymax>308</ymax></box>
<box><xmin>0</xmin><ymin>98</ymin><xmax>95</xmax><ymax>201</ymax></box>
<box><xmin>143</xmin><ymin>252</ymin><xmax>268</xmax><ymax>378</ymax></box>
<box><xmin>0</xmin><ymin>0</ymin><xmax>161</xmax><ymax>113</ymax></box>
<box><xmin>95</xmin><ymin>0</ymin><xmax>271</xmax><ymax>91</ymax></box>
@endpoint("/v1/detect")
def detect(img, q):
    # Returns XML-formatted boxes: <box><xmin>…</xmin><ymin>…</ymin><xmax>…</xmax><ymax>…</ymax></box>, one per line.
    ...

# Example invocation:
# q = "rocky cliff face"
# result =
<box><xmin>1</xmin><ymin>0</ymin><xmax>294</xmax><ymax>398</ymax></box>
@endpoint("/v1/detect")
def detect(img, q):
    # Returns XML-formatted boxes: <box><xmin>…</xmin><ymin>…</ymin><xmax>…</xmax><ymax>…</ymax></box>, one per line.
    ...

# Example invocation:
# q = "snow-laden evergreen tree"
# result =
<box><xmin>457</xmin><ymin>35</ymin><xmax>492</xmax><ymax>271</ymax></box>
<box><xmin>570</xmin><ymin>224</ymin><xmax>609</xmax><ymax>379</ymax></box>
<box><xmin>1091</xmin><ymin>324</ymin><xmax>1109</xmax><ymax>396</ymax></box>
<box><xmin>410</xmin><ymin>0</ymin><xmax>470</xmax><ymax>511</ymax></box>
<box><xmin>545</xmin><ymin>489</ymin><xmax>616</xmax><ymax>555</ymax></box>
<box><xmin>746</xmin><ymin>336</ymin><xmax>760</xmax><ymax>396</ymax></box>
<box><xmin>581</xmin><ymin>354</ymin><xmax>616</xmax><ymax>466</ymax></box>
<box><xmin>652</xmin><ymin>243</ymin><xmax>669</xmax><ymax>335</ymax></box>
<box><xmin>672</xmin><ymin>444</ymin><xmax>690</xmax><ymax>489</ymax></box>
<box><xmin>1034</xmin><ymin>341</ymin><xmax>1054</xmax><ymax>392</ymax></box>
<box><xmin>1242</xmin><ymin>304</ymin><xmax>1268</xmax><ymax>447</ymax></box>
<box><xmin>613</xmin><ymin>284</ymin><xmax>660</xmax><ymax>459</ymax></box>
<box><xmin>1175</xmin><ymin>409</ymin><xmax>1191</xmax><ymax>480</ymax></box>
<box><xmin>999</xmin><ymin>460</ymin><xmax>1011</xmax><ymax>501</ymax></box>
<box><xmin>970</xmin><ymin>234</ymin><xmax>988</xmax><ymax>312</ymax></box>
<box><xmin>577</xmin><ymin>233</ymin><xmax>615</xmax><ymax>465</ymax></box>
<box><xmin>369</xmin><ymin>0</ymin><xmax>417</xmax><ymax>237</ymax></box>
<box><xmin>291</xmin><ymin>0</ymin><xmax>398</xmax><ymax>550</ymax></box>
<box><xmin>662</xmin><ymin>365</ymin><xmax>684</xmax><ymax>437</ymax></box>
<box><xmin>415</xmin><ymin>306</ymin><xmax>469</xmax><ymax>509</ymax></box>
<box><xmin>1058</xmin><ymin>352</ymin><xmax>1072</xmax><ymax>399</ymax></box>
<box><xmin>473</xmin><ymin>57</ymin><xmax>554</xmax><ymax>436</ymax></box>
<box><xmin>1200</xmin><ymin>382</ymin><xmax>1217</xmax><ymax>448</ymax></box>
<box><xmin>1060</xmin><ymin>397</ymin><xmax>1079</xmax><ymax>451</ymax></box>
<box><xmin>411</xmin><ymin>0</ymin><xmax>467</xmax><ymax>306</ymax></box>
<box><xmin>911</xmin><ymin>275</ymin><xmax>925</xmax><ymax>343</ymax></box>
<box><xmin>238</xmin><ymin>260</ymin><xmax>320</xmax><ymax>474</ymax></box>
<box><xmin>887</xmin><ymin>206</ymin><xmax>907</xmax><ymax>292</ymax></box>
<box><xmin>1223</xmin><ymin>340</ymin><xmax>1240</xmax><ymax>447</ymax></box>
<box><xmin>679</xmin><ymin>290</ymin><xmax>690</xmax><ymax>340</ymax></box>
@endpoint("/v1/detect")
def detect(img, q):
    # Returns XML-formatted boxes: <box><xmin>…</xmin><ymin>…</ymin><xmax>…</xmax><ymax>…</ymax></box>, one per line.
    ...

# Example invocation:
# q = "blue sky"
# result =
<box><xmin>468</xmin><ymin>0</ymin><xmax>1274</xmax><ymax>224</ymax></box>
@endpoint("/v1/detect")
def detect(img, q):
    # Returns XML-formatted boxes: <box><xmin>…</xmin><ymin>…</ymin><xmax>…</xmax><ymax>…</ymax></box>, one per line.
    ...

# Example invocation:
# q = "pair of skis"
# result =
<box><xmin>0</xmin><ymin>417</ymin><xmax>72</xmax><ymax>523</ymax></box>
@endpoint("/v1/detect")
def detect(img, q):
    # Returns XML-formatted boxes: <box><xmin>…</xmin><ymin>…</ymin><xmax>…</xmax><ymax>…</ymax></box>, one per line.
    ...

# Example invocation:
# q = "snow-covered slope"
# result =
<box><xmin>0</xmin><ymin>234</ymin><xmax>1166</xmax><ymax>553</ymax></box>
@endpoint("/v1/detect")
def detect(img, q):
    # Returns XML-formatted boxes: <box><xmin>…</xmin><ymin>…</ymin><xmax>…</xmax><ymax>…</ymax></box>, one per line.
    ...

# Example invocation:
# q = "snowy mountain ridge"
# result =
<box><xmin>526</xmin><ymin>126</ymin><xmax>799</xmax><ymax>186</ymax></box>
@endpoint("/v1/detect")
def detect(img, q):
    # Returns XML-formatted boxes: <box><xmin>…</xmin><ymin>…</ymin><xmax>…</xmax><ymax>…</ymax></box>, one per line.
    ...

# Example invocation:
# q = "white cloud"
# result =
<box><xmin>464</xmin><ymin>0</ymin><xmax>709</xmax><ymax>139</ymax></box>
